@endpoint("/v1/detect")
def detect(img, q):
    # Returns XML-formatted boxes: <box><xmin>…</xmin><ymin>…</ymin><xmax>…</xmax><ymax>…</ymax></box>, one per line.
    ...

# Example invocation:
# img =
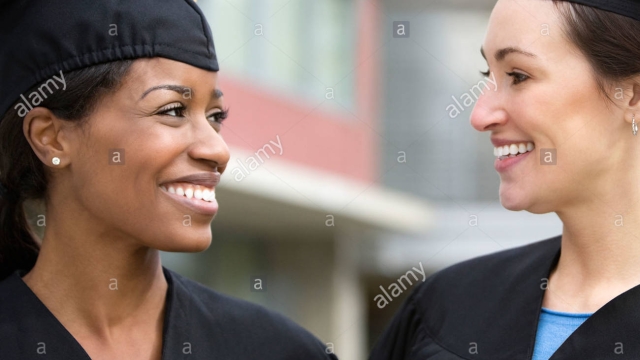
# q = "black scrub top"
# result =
<box><xmin>369</xmin><ymin>234</ymin><xmax>640</xmax><ymax>360</ymax></box>
<box><xmin>0</xmin><ymin>266</ymin><xmax>339</xmax><ymax>360</ymax></box>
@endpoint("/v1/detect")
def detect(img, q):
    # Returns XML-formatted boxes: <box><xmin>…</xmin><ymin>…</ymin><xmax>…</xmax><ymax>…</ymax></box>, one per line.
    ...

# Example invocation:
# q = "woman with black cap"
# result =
<box><xmin>0</xmin><ymin>1</ymin><xmax>338</xmax><ymax>359</ymax></box>
<box><xmin>370</xmin><ymin>0</ymin><xmax>640</xmax><ymax>359</ymax></box>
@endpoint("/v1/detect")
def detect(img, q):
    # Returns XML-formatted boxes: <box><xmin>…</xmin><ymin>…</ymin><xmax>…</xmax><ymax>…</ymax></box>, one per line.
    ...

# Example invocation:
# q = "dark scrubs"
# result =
<box><xmin>369</xmin><ymin>235</ymin><xmax>640</xmax><ymax>360</ymax></box>
<box><xmin>0</xmin><ymin>267</ymin><xmax>338</xmax><ymax>360</ymax></box>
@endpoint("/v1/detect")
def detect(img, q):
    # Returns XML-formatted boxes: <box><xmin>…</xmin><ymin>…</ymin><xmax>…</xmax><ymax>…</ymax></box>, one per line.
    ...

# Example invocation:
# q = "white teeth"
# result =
<box><xmin>161</xmin><ymin>183</ymin><xmax>216</xmax><ymax>202</ymax></box>
<box><xmin>518</xmin><ymin>143</ymin><xmax>527</xmax><ymax>154</ymax></box>
<box><xmin>194</xmin><ymin>188</ymin><xmax>203</xmax><ymax>200</ymax></box>
<box><xmin>509</xmin><ymin>144</ymin><xmax>518</xmax><ymax>155</ymax></box>
<box><xmin>493</xmin><ymin>141</ymin><xmax>535</xmax><ymax>158</ymax></box>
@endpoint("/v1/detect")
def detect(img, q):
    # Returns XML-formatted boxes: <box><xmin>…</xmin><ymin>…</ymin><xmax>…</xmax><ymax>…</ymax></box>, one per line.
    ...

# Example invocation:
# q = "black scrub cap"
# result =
<box><xmin>565</xmin><ymin>0</ymin><xmax>640</xmax><ymax>21</ymax></box>
<box><xmin>0</xmin><ymin>0</ymin><xmax>219</xmax><ymax>119</ymax></box>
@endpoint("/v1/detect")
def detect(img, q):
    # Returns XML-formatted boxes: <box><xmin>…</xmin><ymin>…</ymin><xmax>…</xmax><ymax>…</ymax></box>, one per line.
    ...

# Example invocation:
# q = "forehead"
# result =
<box><xmin>125</xmin><ymin>57</ymin><xmax>219</xmax><ymax>93</ymax></box>
<box><xmin>116</xmin><ymin>57</ymin><xmax>222</xmax><ymax>101</ymax></box>
<box><xmin>483</xmin><ymin>0</ymin><xmax>566</xmax><ymax>61</ymax></box>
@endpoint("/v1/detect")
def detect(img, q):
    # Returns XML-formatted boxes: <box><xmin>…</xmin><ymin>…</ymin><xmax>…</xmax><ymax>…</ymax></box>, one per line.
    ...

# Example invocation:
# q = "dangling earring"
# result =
<box><xmin>52</xmin><ymin>157</ymin><xmax>60</xmax><ymax>165</ymax></box>
<box><xmin>633</xmin><ymin>114</ymin><xmax>638</xmax><ymax>136</ymax></box>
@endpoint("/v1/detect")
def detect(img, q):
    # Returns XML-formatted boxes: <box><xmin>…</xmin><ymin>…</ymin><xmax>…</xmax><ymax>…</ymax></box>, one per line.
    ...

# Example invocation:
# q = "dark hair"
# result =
<box><xmin>0</xmin><ymin>60</ymin><xmax>133</xmax><ymax>281</ymax></box>
<box><xmin>551</xmin><ymin>1</ymin><xmax>640</xmax><ymax>107</ymax></box>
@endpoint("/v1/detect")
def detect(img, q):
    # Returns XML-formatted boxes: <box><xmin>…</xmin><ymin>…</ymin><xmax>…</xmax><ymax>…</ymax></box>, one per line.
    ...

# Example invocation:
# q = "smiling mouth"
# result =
<box><xmin>160</xmin><ymin>182</ymin><xmax>216</xmax><ymax>203</ymax></box>
<box><xmin>494</xmin><ymin>141</ymin><xmax>535</xmax><ymax>161</ymax></box>
<box><xmin>498</xmin><ymin>152</ymin><xmax>530</xmax><ymax>161</ymax></box>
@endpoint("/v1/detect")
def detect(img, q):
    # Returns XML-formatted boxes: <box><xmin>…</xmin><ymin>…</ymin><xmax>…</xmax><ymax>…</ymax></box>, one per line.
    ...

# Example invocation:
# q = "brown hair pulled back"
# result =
<box><xmin>551</xmin><ymin>1</ymin><xmax>640</xmax><ymax>106</ymax></box>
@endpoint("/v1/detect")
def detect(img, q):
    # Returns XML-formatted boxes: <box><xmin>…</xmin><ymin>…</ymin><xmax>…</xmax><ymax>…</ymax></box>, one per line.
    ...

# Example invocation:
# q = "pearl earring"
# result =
<box><xmin>633</xmin><ymin>114</ymin><xmax>638</xmax><ymax>136</ymax></box>
<box><xmin>52</xmin><ymin>157</ymin><xmax>60</xmax><ymax>165</ymax></box>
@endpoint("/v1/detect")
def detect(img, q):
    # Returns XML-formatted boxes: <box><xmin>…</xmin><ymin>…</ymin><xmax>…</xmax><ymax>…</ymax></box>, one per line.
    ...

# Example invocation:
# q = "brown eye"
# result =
<box><xmin>158</xmin><ymin>104</ymin><xmax>187</xmax><ymax>117</ymax></box>
<box><xmin>207</xmin><ymin>108</ymin><xmax>229</xmax><ymax>125</ymax></box>
<box><xmin>506</xmin><ymin>71</ymin><xmax>529</xmax><ymax>85</ymax></box>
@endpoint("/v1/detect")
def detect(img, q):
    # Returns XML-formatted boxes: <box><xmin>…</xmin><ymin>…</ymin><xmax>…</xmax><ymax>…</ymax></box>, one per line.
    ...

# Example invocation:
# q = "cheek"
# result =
<box><xmin>75</xmin><ymin>114</ymin><xmax>213</xmax><ymax>250</ymax></box>
<box><xmin>518</xmin><ymin>80</ymin><xmax>615</xmax><ymax>186</ymax></box>
<box><xmin>74</xmin><ymin>118</ymin><xmax>162</xmax><ymax>225</ymax></box>
<box><xmin>553</xmin><ymin>88</ymin><xmax>613</xmax><ymax>169</ymax></box>
<box><xmin>88</xmin><ymin>120</ymin><xmax>210</xmax><ymax>243</ymax></box>
<box><xmin>508</xmin><ymin>85</ymin><xmax>560</xmax><ymax>145</ymax></box>
<box><xmin>513</xmin><ymin>76</ymin><xmax>603</xmax><ymax>144</ymax></box>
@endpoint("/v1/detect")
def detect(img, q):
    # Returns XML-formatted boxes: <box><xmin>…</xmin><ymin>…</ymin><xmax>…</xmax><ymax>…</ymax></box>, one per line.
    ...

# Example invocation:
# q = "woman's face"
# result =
<box><xmin>61</xmin><ymin>58</ymin><xmax>230</xmax><ymax>252</ymax></box>
<box><xmin>470</xmin><ymin>0</ymin><xmax>629</xmax><ymax>214</ymax></box>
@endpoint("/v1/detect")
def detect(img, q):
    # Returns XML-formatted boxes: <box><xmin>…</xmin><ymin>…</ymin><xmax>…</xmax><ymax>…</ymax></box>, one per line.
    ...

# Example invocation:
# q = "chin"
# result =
<box><xmin>500</xmin><ymin>198</ymin><xmax>527</xmax><ymax>211</ymax></box>
<box><xmin>158</xmin><ymin>240</ymin><xmax>212</xmax><ymax>253</ymax></box>
<box><xmin>499</xmin><ymin>186</ymin><xmax>553</xmax><ymax>214</ymax></box>
<box><xmin>152</xmin><ymin>231</ymin><xmax>213</xmax><ymax>252</ymax></box>
<box><xmin>498</xmin><ymin>185</ymin><xmax>530</xmax><ymax>211</ymax></box>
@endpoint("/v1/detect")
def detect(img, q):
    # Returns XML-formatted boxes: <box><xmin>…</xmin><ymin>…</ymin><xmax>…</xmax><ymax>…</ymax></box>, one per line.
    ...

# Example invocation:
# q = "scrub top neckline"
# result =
<box><xmin>11</xmin><ymin>266</ymin><xmax>174</xmax><ymax>359</ymax></box>
<box><xmin>540</xmin><ymin>307</ymin><xmax>595</xmax><ymax>317</ymax></box>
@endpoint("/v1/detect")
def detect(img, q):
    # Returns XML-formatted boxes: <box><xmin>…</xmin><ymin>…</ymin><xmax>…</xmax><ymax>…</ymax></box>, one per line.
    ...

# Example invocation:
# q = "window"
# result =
<box><xmin>199</xmin><ymin>0</ymin><xmax>357</xmax><ymax>111</ymax></box>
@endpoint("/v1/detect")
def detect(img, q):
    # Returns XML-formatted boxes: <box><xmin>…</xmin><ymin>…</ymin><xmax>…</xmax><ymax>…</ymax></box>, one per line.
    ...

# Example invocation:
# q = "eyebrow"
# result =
<box><xmin>480</xmin><ymin>46</ymin><xmax>537</xmax><ymax>62</ymax></box>
<box><xmin>139</xmin><ymin>85</ymin><xmax>224</xmax><ymax>100</ymax></box>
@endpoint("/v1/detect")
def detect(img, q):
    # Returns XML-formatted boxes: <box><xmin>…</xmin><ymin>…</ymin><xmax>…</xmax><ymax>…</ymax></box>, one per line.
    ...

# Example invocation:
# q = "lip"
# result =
<box><xmin>159</xmin><ymin>186</ymin><xmax>219</xmax><ymax>216</ymax></box>
<box><xmin>490</xmin><ymin>137</ymin><xmax>534</xmax><ymax>147</ymax></box>
<box><xmin>160</xmin><ymin>172</ymin><xmax>221</xmax><ymax>188</ymax></box>
<box><xmin>494</xmin><ymin>150</ymin><xmax>533</xmax><ymax>173</ymax></box>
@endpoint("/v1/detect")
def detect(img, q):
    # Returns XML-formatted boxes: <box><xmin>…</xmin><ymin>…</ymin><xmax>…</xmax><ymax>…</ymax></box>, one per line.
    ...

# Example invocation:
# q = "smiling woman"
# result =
<box><xmin>0</xmin><ymin>1</ymin><xmax>337</xmax><ymax>360</ymax></box>
<box><xmin>369</xmin><ymin>0</ymin><xmax>640</xmax><ymax>359</ymax></box>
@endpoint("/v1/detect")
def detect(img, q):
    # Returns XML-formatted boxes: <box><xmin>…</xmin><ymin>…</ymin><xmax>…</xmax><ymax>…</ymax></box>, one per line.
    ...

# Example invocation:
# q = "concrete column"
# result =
<box><xmin>331</xmin><ymin>227</ymin><xmax>366</xmax><ymax>360</ymax></box>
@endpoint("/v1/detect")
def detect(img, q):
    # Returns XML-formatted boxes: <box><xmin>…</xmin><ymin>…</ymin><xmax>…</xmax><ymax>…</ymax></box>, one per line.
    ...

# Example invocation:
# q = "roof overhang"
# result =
<box><xmin>214</xmin><ymin>147</ymin><xmax>434</xmax><ymax>236</ymax></box>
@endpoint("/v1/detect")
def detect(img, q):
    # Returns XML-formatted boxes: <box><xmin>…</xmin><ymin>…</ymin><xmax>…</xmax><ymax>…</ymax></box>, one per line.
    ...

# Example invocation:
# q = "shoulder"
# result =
<box><xmin>369</xmin><ymin>235</ymin><xmax>561</xmax><ymax>359</ymax></box>
<box><xmin>409</xmin><ymin>235</ymin><xmax>561</xmax><ymax>342</ymax></box>
<box><xmin>422</xmin><ymin>236</ymin><xmax>560</xmax><ymax>291</ymax></box>
<box><xmin>175</xmin><ymin>272</ymin><xmax>305</xmax><ymax>332</ymax></box>
<box><xmin>412</xmin><ymin>234</ymin><xmax>561</xmax><ymax>302</ymax></box>
<box><xmin>0</xmin><ymin>270</ymin><xmax>28</xmax><ymax>317</ymax></box>
<box><xmin>165</xmin><ymin>268</ymin><xmax>338</xmax><ymax>360</ymax></box>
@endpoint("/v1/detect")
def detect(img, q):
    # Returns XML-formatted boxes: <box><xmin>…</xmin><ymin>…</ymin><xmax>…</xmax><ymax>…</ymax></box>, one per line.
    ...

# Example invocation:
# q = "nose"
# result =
<box><xmin>470</xmin><ymin>86</ymin><xmax>508</xmax><ymax>132</ymax></box>
<box><xmin>188</xmin><ymin>117</ymin><xmax>230</xmax><ymax>174</ymax></box>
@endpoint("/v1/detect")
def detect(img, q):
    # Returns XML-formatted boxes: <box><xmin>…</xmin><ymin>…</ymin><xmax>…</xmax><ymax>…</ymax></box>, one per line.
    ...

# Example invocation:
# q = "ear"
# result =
<box><xmin>22</xmin><ymin>107</ymin><xmax>71</xmax><ymax>168</ymax></box>
<box><xmin>624</xmin><ymin>81</ymin><xmax>640</xmax><ymax>125</ymax></box>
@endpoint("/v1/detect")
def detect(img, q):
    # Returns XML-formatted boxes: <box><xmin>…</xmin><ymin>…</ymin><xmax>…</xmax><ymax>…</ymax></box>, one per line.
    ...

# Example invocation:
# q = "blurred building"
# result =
<box><xmin>162</xmin><ymin>1</ymin><xmax>432</xmax><ymax>360</ymax></box>
<box><xmin>162</xmin><ymin>1</ymin><xmax>566</xmax><ymax>360</ymax></box>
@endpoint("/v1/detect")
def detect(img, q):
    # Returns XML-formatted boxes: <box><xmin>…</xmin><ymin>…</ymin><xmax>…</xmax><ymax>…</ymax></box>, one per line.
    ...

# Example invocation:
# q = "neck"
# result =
<box><xmin>553</xmin><ymin>183</ymin><xmax>640</xmax><ymax>309</ymax></box>
<box><xmin>22</xmin><ymin>209</ymin><xmax>168</xmax><ymax>338</ymax></box>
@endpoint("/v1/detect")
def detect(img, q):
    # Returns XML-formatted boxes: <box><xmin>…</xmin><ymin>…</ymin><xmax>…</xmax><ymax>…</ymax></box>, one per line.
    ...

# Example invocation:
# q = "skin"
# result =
<box><xmin>471</xmin><ymin>0</ymin><xmax>640</xmax><ymax>313</ymax></box>
<box><xmin>20</xmin><ymin>57</ymin><xmax>230</xmax><ymax>359</ymax></box>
